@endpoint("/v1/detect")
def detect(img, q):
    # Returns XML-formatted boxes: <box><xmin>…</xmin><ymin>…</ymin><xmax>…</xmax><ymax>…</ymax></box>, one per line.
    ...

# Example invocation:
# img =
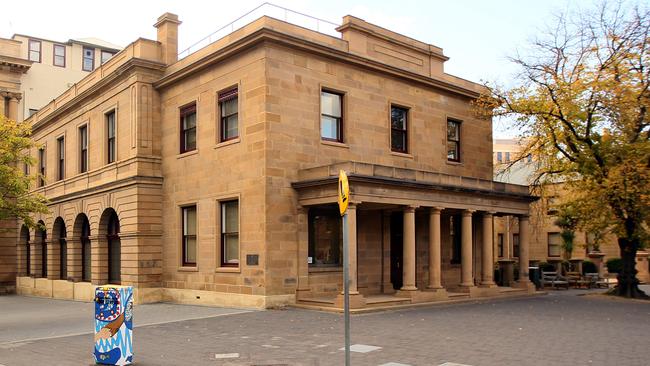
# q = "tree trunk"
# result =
<box><xmin>613</xmin><ymin>237</ymin><xmax>648</xmax><ymax>298</ymax></box>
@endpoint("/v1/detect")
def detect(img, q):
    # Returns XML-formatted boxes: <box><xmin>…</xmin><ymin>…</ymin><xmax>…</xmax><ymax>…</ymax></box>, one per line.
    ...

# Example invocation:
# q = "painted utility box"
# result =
<box><xmin>94</xmin><ymin>285</ymin><xmax>133</xmax><ymax>365</ymax></box>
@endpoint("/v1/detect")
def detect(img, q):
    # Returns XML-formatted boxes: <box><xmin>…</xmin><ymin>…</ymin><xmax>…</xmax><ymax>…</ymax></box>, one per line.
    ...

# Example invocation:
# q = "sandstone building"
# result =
<box><xmin>0</xmin><ymin>34</ymin><xmax>120</xmax><ymax>293</ymax></box>
<box><xmin>12</xmin><ymin>11</ymin><xmax>537</xmax><ymax>309</ymax></box>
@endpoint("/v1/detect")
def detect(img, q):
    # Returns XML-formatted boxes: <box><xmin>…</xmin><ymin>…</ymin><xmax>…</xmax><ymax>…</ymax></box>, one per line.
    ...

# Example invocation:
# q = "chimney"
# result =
<box><xmin>154</xmin><ymin>12</ymin><xmax>181</xmax><ymax>65</ymax></box>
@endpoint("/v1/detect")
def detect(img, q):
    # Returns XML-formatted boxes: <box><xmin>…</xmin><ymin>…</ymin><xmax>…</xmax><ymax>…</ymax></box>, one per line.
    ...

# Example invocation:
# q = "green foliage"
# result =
<box><xmin>606</xmin><ymin>258</ymin><xmax>623</xmax><ymax>274</ymax></box>
<box><xmin>0</xmin><ymin>115</ymin><xmax>48</xmax><ymax>228</ymax></box>
<box><xmin>582</xmin><ymin>260</ymin><xmax>598</xmax><ymax>274</ymax></box>
<box><xmin>555</xmin><ymin>204</ymin><xmax>579</xmax><ymax>259</ymax></box>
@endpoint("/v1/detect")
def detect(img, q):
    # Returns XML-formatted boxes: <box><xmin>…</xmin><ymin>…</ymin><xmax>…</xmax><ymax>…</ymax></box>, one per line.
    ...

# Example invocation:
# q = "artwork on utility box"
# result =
<box><xmin>94</xmin><ymin>285</ymin><xmax>133</xmax><ymax>365</ymax></box>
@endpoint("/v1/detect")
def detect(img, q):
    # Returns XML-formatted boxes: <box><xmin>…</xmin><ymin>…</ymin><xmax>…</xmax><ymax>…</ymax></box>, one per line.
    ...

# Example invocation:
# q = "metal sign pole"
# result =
<box><xmin>342</xmin><ymin>211</ymin><xmax>350</xmax><ymax>366</ymax></box>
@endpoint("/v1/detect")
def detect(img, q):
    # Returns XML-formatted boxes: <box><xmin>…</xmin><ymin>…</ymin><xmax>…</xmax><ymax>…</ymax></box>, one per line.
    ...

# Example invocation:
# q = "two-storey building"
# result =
<box><xmin>13</xmin><ymin>11</ymin><xmax>536</xmax><ymax>309</ymax></box>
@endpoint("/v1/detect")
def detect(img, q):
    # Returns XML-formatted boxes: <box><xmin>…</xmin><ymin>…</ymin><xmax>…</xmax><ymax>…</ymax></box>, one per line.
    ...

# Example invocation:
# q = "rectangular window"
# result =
<box><xmin>38</xmin><ymin>148</ymin><xmax>45</xmax><ymax>186</ymax></box>
<box><xmin>82</xmin><ymin>47</ymin><xmax>94</xmax><ymax>71</ymax></box>
<box><xmin>447</xmin><ymin>119</ymin><xmax>461</xmax><ymax>162</ymax></box>
<box><xmin>100</xmin><ymin>50</ymin><xmax>114</xmax><ymax>64</ymax></box>
<box><xmin>106</xmin><ymin>110</ymin><xmax>116</xmax><ymax>164</ymax></box>
<box><xmin>497</xmin><ymin>233</ymin><xmax>504</xmax><ymax>257</ymax></box>
<box><xmin>79</xmin><ymin>125</ymin><xmax>88</xmax><ymax>173</ymax></box>
<box><xmin>513</xmin><ymin>233</ymin><xmax>520</xmax><ymax>258</ymax></box>
<box><xmin>308</xmin><ymin>208</ymin><xmax>342</xmax><ymax>266</ymax></box>
<box><xmin>28</xmin><ymin>39</ymin><xmax>41</xmax><ymax>62</ymax></box>
<box><xmin>548</xmin><ymin>232</ymin><xmax>561</xmax><ymax>257</ymax></box>
<box><xmin>57</xmin><ymin>137</ymin><xmax>65</xmax><ymax>181</ymax></box>
<box><xmin>320</xmin><ymin>91</ymin><xmax>343</xmax><ymax>142</ymax></box>
<box><xmin>53</xmin><ymin>44</ymin><xmax>65</xmax><ymax>67</ymax></box>
<box><xmin>505</xmin><ymin>152</ymin><xmax>511</xmax><ymax>163</ymax></box>
<box><xmin>496</xmin><ymin>152</ymin><xmax>502</xmax><ymax>163</ymax></box>
<box><xmin>219</xmin><ymin>88</ymin><xmax>239</xmax><ymax>142</ymax></box>
<box><xmin>390</xmin><ymin>106</ymin><xmax>408</xmax><ymax>153</ymax></box>
<box><xmin>220</xmin><ymin>200</ymin><xmax>239</xmax><ymax>266</ymax></box>
<box><xmin>180</xmin><ymin>103</ymin><xmax>197</xmax><ymax>153</ymax></box>
<box><xmin>182</xmin><ymin>206</ymin><xmax>197</xmax><ymax>266</ymax></box>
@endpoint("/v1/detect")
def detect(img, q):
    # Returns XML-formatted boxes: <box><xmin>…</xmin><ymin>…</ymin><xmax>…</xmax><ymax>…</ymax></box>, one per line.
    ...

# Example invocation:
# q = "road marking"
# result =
<box><xmin>438</xmin><ymin>363</ymin><xmax>473</xmax><ymax>366</ymax></box>
<box><xmin>379</xmin><ymin>363</ymin><xmax>412</xmax><ymax>366</ymax></box>
<box><xmin>215</xmin><ymin>353</ymin><xmax>239</xmax><ymax>359</ymax></box>
<box><xmin>339</xmin><ymin>344</ymin><xmax>382</xmax><ymax>353</ymax></box>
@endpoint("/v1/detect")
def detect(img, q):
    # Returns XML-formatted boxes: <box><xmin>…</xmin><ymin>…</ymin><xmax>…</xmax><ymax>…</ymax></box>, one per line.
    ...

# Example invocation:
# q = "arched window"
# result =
<box><xmin>37</xmin><ymin>221</ymin><xmax>47</xmax><ymax>278</ymax></box>
<box><xmin>54</xmin><ymin>218</ymin><xmax>67</xmax><ymax>280</ymax></box>
<box><xmin>20</xmin><ymin>226</ymin><xmax>30</xmax><ymax>276</ymax></box>
<box><xmin>81</xmin><ymin>218</ymin><xmax>91</xmax><ymax>282</ymax></box>
<box><xmin>107</xmin><ymin>212</ymin><xmax>120</xmax><ymax>284</ymax></box>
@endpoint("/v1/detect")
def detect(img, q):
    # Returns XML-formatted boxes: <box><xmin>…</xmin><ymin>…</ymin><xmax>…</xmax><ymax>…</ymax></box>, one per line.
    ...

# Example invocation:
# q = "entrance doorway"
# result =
<box><xmin>390</xmin><ymin>212</ymin><xmax>403</xmax><ymax>290</ymax></box>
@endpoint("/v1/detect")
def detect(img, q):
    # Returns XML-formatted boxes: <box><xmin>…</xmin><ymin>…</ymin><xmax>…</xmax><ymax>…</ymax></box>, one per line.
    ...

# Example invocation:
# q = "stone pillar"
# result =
<box><xmin>401</xmin><ymin>205</ymin><xmax>418</xmax><ymax>291</ymax></box>
<box><xmin>427</xmin><ymin>207</ymin><xmax>443</xmax><ymax>290</ymax></box>
<box><xmin>0</xmin><ymin>93</ymin><xmax>6</xmax><ymax>117</ymax></box>
<box><xmin>460</xmin><ymin>210</ymin><xmax>475</xmax><ymax>287</ymax></box>
<box><xmin>635</xmin><ymin>251</ymin><xmax>650</xmax><ymax>284</ymax></box>
<box><xmin>481</xmin><ymin>212</ymin><xmax>496</xmax><ymax>287</ymax></box>
<box><xmin>335</xmin><ymin>203</ymin><xmax>365</xmax><ymax>308</ymax></box>
<box><xmin>30</xmin><ymin>240</ymin><xmax>42</xmax><ymax>278</ymax></box>
<box><xmin>91</xmin><ymin>235</ymin><xmax>108</xmax><ymax>285</ymax></box>
<box><xmin>588</xmin><ymin>252</ymin><xmax>605</xmax><ymax>277</ymax></box>
<box><xmin>16</xmin><ymin>241</ymin><xmax>27</xmax><ymax>276</ymax></box>
<box><xmin>296</xmin><ymin>207</ymin><xmax>310</xmax><ymax>298</ymax></box>
<box><xmin>67</xmin><ymin>238</ymin><xmax>82</xmax><ymax>282</ymax></box>
<box><xmin>47</xmin><ymin>239</ymin><xmax>60</xmax><ymax>280</ymax></box>
<box><xmin>517</xmin><ymin>214</ymin><xmax>531</xmax><ymax>285</ymax></box>
<box><xmin>7</xmin><ymin>95</ymin><xmax>21</xmax><ymax>121</ymax></box>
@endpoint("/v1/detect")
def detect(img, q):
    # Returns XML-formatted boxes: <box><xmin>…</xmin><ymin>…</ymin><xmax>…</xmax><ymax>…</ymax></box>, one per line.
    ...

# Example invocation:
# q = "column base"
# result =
<box><xmin>334</xmin><ymin>293</ymin><xmax>367</xmax><ymax>309</ymax></box>
<box><xmin>454</xmin><ymin>284</ymin><xmax>476</xmax><ymax>293</ymax></box>
<box><xmin>514</xmin><ymin>280</ymin><xmax>536</xmax><ymax>293</ymax></box>
<box><xmin>295</xmin><ymin>288</ymin><xmax>311</xmax><ymax>300</ymax></box>
<box><xmin>479</xmin><ymin>281</ymin><xmax>498</xmax><ymax>288</ymax></box>
<box><xmin>469</xmin><ymin>286</ymin><xmax>499</xmax><ymax>298</ymax></box>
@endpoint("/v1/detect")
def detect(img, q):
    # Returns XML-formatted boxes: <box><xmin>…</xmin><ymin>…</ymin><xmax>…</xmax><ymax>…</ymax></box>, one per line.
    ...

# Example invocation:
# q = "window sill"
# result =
<box><xmin>216</xmin><ymin>266</ymin><xmax>240</xmax><ymax>273</ymax></box>
<box><xmin>178</xmin><ymin>266</ymin><xmax>198</xmax><ymax>272</ymax></box>
<box><xmin>177</xmin><ymin>149</ymin><xmax>199</xmax><ymax>159</ymax></box>
<box><xmin>390</xmin><ymin>151</ymin><xmax>413</xmax><ymax>159</ymax></box>
<box><xmin>446</xmin><ymin>160</ymin><xmax>463</xmax><ymax>166</ymax></box>
<box><xmin>320</xmin><ymin>140</ymin><xmax>349</xmax><ymax>149</ymax></box>
<box><xmin>215</xmin><ymin>137</ymin><xmax>241</xmax><ymax>149</ymax></box>
<box><xmin>309</xmin><ymin>266</ymin><xmax>343</xmax><ymax>273</ymax></box>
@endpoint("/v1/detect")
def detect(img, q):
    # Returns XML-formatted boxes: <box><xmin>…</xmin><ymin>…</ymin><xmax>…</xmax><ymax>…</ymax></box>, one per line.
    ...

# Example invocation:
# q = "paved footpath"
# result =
<box><xmin>1</xmin><ymin>288</ymin><xmax>649</xmax><ymax>366</ymax></box>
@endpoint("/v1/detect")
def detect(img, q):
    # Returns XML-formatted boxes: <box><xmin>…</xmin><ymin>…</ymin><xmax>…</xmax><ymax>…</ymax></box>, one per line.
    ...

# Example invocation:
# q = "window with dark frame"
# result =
<box><xmin>220</xmin><ymin>200</ymin><xmax>239</xmax><ymax>267</ymax></box>
<box><xmin>79</xmin><ymin>125</ymin><xmax>88</xmax><ymax>173</ymax></box>
<box><xmin>82</xmin><ymin>47</ymin><xmax>94</xmax><ymax>71</ymax></box>
<box><xmin>219</xmin><ymin>88</ymin><xmax>239</xmax><ymax>142</ymax></box>
<box><xmin>390</xmin><ymin>106</ymin><xmax>408</xmax><ymax>153</ymax></box>
<box><xmin>106</xmin><ymin>111</ymin><xmax>116</xmax><ymax>164</ymax></box>
<box><xmin>497</xmin><ymin>233</ymin><xmax>504</xmax><ymax>257</ymax></box>
<box><xmin>548</xmin><ymin>232</ymin><xmax>561</xmax><ymax>257</ymax></box>
<box><xmin>308</xmin><ymin>207</ymin><xmax>342</xmax><ymax>267</ymax></box>
<box><xmin>100</xmin><ymin>50</ymin><xmax>115</xmax><ymax>64</ymax></box>
<box><xmin>38</xmin><ymin>148</ymin><xmax>45</xmax><ymax>187</ymax></box>
<box><xmin>513</xmin><ymin>233</ymin><xmax>520</xmax><ymax>258</ymax></box>
<box><xmin>320</xmin><ymin>91</ymin><xmax>343</xmax><ymax>142</ymax></box>
<box><xmin>28</xmin><ymin>39</ymin><xmax>41</xmax><ymax>62</ymax></box>
<box><xmin>57</xmin><ymin>137</ymin><xmax>65</xmax><ymax>181</ymax></box>
<box><xmin>181</xmin><ymin>206</ymin><xmax>197</xmax><ymax>266</ymax></box>
<box><xmin>505</xmin><ymin>152</ymin><xmax>511</xmax><ymax>163</ymax></box>
<box><xmin>447</xmin><ymin>119</ymin><xmax>461</xmax><ymax>162</ymax></box>
<box><xmin>180</xmin><ymin>103</ymin><xmax>197</xmax><ymax>153</ymax></box>
<box><xmin>496</xmin><ymin>152</ymin><xmax>502</xmax><ymax>163</ymax></box>
<box><xmin>53</xmin><ymin>44</ymin><xmax>65</xmax><ymax>67</ymax></box>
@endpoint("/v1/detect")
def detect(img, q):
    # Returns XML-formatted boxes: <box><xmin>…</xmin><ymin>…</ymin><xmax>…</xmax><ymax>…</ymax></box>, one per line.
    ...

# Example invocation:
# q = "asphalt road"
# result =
<box><xmin>1</xmin><ymin>288</ymin><xmax>649</xmax><ymax>366</ymax></box>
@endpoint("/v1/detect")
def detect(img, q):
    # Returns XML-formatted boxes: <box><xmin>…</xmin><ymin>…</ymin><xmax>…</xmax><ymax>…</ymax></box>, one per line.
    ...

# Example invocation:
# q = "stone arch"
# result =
<box><xmin>73</xmin><ymin>213</ymin><xmax>92</xmax><ymax>282</ymax></box>
<box><xmin>99</xmin><ymin>208</ymin><xmax>121</xmax><ymax>285</ymax></box>
<box><xmin>52</xmin><ymin>217</ymin><xmax>67</xmax><ymax>280</ymax></box>
<box><xmin>35</xmin><ymin>220</ymin><xmax>47</xmax><ymax>278</ymax></box>
<box><xmin>18</xmin><ymin>225</ymin><xmax>30</xmax><ymax>276</ymax></box>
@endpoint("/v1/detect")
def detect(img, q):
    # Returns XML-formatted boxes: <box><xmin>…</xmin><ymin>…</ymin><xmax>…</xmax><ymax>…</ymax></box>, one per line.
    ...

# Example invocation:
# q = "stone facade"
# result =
<box><xmin>10</xmin><ymin>12</ymin><xmax>536</xmax><ymax>308</ymax></box>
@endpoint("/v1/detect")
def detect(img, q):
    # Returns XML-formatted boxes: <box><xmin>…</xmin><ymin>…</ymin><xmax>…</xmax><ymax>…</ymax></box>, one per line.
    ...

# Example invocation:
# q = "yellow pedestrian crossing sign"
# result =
<box><xmin>338</xmin><ymin>170</ymin><xmax>349</xmax><ymax>216</ymax></box>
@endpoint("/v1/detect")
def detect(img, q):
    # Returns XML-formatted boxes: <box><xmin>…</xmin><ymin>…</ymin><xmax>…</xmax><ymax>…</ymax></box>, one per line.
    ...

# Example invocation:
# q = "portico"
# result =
<box><xmin>292</xmin><ymin>161</ymin><xmax>536</xmax><ymax>309</ymax></box>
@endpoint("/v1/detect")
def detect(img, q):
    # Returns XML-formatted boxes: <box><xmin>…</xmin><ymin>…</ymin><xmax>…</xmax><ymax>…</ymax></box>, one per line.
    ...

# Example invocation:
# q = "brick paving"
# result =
<box><xmin>1</xmin><ymin>290</ymin><xmax>649</xmax><ymax>366</ymax></box>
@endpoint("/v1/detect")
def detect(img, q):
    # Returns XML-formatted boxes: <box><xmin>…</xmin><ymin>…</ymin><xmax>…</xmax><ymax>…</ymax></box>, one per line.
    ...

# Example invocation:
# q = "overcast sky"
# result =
<box><xmin>0</xmin><ymin>0</ymin><xmax>616</xmax><ymax>137</ymax></box>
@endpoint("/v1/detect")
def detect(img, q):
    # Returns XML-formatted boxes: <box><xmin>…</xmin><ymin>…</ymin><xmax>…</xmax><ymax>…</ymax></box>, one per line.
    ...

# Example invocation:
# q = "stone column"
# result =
<box><xmin>427</xmin><ymin>207</ymin><xmax>443</xmax><ymax>290</ymax></box>
<box><xmin>91</xmin><ymin>235</ymin><xmax>108</xmax><ymax>285</ymax></box>
<box><xmin>30</xmin><ymin>240</ymin><xmax>41</xmax><ymax>278</ymax></box>
<box><xmin>67</xmin><ymin>238</ymin><xmax>82</xmax><ymax>282</ymax></box>
<box><xmin>481</xmin><ymin>212</ymin><xmax>496</xmax><ymax>287</ymax></box>
<box><xmin>7</xmin><ymin>95</ymin><xmax>21</xmax><ymax>121</ymax></box>
<box><xmin>460</xmin><ymin>210</ymin><xmax>475</xmax><ymax>288</ymax></box>
<box><xmin>401</xmin><ymin>205</ymin><xmax>418</xmax><ymax>291</ymax></box>
<box><xmin>47</xmin><ymin>239</ymin><xmax>60</xmax><ymax>280</ymax></box>
<box><xmin>0</xmin><ymin>93</ymin><xmax>6</xmax><ymax>118</ymax></box>
<box><xmin>518</xmin><ymin>214</ymin><xmax>531</xmax><ymax>285</ymax></box>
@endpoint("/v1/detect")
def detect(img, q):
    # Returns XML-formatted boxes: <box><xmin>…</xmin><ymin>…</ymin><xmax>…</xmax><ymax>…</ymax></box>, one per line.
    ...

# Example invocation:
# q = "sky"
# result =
<box><xmin>0</xmin><ymin>0</ymin><xmax>612</xmax><ymax>137</ymax></box>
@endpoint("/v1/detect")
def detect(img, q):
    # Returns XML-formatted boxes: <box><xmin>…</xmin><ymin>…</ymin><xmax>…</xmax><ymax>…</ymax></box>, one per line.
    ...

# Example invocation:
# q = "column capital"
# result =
<box><xmin>404</xmin><ymin>205</ymin><xmax>418</xmax><ymax>213</ymax></box>
<box><xmin>518</xmin><ymin>214</ymin><xmax>530</xmax><ymax>220</ymax></box>
<box><xmin>462</xmin><ymin>209</ymin><xmax>475</xmax><ymax>217</ymax></box>
<box><xmin>429</xmin><ymin>207</ymin><xmax>444</xmax><ymax>214</ymax></box>
<box><xmin>483</xmin><ymin>211</ymin><xmax>496</xmax><ymax>217</ymax></box>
